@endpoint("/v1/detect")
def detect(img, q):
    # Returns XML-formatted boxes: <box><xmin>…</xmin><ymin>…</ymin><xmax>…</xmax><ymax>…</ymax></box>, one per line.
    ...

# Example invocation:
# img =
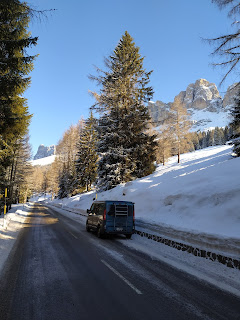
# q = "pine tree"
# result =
<box><xmin>75</xmin><ymin>112</ymin><xmax>98</xmax><ymax>192</ymax></box>
<box><xmin>0</xmin><ymin>0</ymin><xmax>37</xmax><ymax>205</ymax></box>
<box><xmin>200</xmin><ymin>132</ymin><xmax>205</xmax><ymax>148</ymax></box>
<box><xmin>90</xmin><ymin>31</ymin><xmax>156</xmax><ymax>190</ymax></box>
<box><xmin>0</xmin><ymin>0</ymin><xmax>36</xmax><ymax>139</ymax></box>
<box><xmin>7</xmin><ymin>134</ymin><xmax>32</xmax><ymax>205</ymax></box>
<box><xmin>208</xmin><ymin>130</ymin><xmax>215</xmax><ymax>146</ymax></box>
<box><xmin>58</xmin><ymin>167</ymin><xmax>70</xmax><ymax>199</ymax></box>
<box><xmin>230</xmin><ymin>91</ymin><xmax>240</xmax><ymax>156</ymax></box>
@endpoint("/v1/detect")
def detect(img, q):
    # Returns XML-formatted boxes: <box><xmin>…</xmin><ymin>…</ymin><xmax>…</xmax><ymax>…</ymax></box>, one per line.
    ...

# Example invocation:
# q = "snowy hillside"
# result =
<box><xmin>40</xmin><ymin>145</ymin><xmax>240</xmax><ymax>239</ymax></box>
<box><xmin>190</xmin><ymin>107</ymin><xmax>231</xmax><ymax>131</ymax></box>
<box><xmin>30</xmin><ymin>155</ymin><xmax>56</xmax><ymax>166</ymax></box>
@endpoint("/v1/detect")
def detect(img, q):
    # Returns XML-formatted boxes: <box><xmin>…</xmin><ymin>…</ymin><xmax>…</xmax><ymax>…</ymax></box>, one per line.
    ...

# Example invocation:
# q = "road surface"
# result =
<box><xmin>0</xmin><ymin>204</ymin><xmax>239</xmax><ymax>320</ymax></box>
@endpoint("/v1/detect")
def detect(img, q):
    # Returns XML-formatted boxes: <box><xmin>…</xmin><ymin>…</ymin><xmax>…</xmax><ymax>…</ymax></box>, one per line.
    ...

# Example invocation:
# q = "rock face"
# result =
<box><xmin>148</xmin><ymin>100</ymin><xmax>171</xmax><ymax>125</ymax></box>
<box><xmin>223</xmin><ymin>83</ymin><xmax>239</xmax><ymax>108</ymax></box>
<box><xmin>34</xmin><ymin>145</ymin><xmax>56</xmax><ymax>160</ymax></box>
<box><xmin>176</xmin><ymin>79</ymin><xmax>221</xmax><ymax>111</ymax></box>
<box><xmin>148</xmin><ymin>79</ymin><xmax>237</xmax><ymax>131</ymax></box>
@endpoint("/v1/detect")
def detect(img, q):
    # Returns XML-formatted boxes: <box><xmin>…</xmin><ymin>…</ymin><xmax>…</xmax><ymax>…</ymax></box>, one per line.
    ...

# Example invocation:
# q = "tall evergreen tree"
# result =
<box><xmin>0</xmin><ymin>0</ymin><xmax>36</xmax><ymax>139</ymax></box>
<box><xmin>75</xmin><ymin>112</ymin><xmax>98</xmax><ymax>192</ymax></box>
<box><xmin>0</xmin><ymin>0</ymin><xmax>37</xmax><ymax>208</ymax></box>
<box><xmin>90</xmin><ymin>31</ymin><xmax>156</xmax><ymax>190</ymax></box>
<box><xmin>230</xmin><ymin>90</ymin><xmax>240</xmax><ymax>156</ymax></box>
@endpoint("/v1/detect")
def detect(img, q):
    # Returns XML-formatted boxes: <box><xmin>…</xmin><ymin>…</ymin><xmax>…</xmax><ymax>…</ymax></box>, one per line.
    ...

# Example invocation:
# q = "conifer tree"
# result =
<box><xmin>168</xmin><ymin>96</ymin><xmax>192</xmax><ymax>163</ymax></box>
<box><xmin>7</xmin><ymin>134</ymin><xmax>32</xmax><ymax>205</ymax></box>
<box><xmin>0</xmin><ymin>0</ymin><xmax>37</xmax><ymax>207</ymax></box>
<box><xmin>208</xmin><ymin>130</ymin><xmax>215</xmax><ymax>146</ymax></box>
<box><xmin>90</xmin><ymin>31</ymin><xmax>156</xmax><ymax>190</ymax></box>
<box><xmin>58</xmin><ymin>167</ymin><xmax>71</xmax><ymax>199</ymax></box>
<box><xmin>75</xmin><ymin>112</ymin><xmax>98</xmax><ymax>191</ymax></box>
<box><xmin>201</xmin><ymin>131</ymin><xmax>207</xmax><ymax>149</ymax></box>
<box><xmin>0</xmin><ymin>0</ymin><xmax>36</xmax><ymax>140</ymax></box>
<box><xmin>230</xmin><ymin>91</ymin><xmax>240</xmax><ymax>156</ymax></box>
<box><xmin>214</xmin><ymin>127</ymin><xmax>224</xmax><ymax>145</ymax></box>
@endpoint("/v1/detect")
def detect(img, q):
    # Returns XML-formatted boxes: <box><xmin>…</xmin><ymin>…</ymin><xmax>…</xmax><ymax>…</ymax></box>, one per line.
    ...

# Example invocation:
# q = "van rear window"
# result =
<box><xmin>107</xmin><ymin>204</ymin><xmax>133</xmax><ymax>216</ymax></box>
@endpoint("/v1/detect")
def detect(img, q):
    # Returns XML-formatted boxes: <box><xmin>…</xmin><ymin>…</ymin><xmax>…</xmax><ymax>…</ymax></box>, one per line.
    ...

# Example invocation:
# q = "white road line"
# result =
<box><xmin>68</xmin><ymin>231</ymin><xmax>78</xmax><ymax>239</ymax></box>
<box><xmin>101</xmin><ymin>260</ymin><xmax>143</xmax><ymax>295</ymax></box>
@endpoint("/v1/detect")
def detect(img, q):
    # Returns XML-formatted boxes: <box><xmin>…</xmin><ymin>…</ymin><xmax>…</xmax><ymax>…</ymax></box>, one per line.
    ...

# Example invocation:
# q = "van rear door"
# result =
<box><xmin>106</xmin><ymin>202</ymin><xmax>134</xmax><ymax>233</ymax></box>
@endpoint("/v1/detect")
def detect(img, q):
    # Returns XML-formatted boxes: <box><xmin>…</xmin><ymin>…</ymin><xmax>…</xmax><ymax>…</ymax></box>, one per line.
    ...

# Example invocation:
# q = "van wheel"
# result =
<box><xmin>97</xmin><ymin>227</ymin><xmax>102</xmax><ymax>238</ymax></box>
<box><xmin>126</xmin><ymin>234</ymin><xmax>132</xmax><ymax>239</ymax></box>
<box><xmin>86</xmin><ymin>223</ymin><xmax>90</xmax><ymax>232</ymax></box>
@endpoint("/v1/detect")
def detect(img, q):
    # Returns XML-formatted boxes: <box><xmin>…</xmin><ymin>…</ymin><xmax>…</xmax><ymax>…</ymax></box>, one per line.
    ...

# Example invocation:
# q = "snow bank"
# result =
<box><xmin>43</xmin><ymin>145</ymin><xmax>240</xmax><ymax>240</ymax></box>
<box><xmin>0</xmin><ymin>204</ymin><xmax>30</xmax><ymax>274</ymax></box>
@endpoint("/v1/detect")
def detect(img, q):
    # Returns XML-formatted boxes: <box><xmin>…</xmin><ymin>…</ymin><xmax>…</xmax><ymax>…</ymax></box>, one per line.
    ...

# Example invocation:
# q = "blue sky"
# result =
<box><xmin>26</xmin><ymin>0</ymin><xmax>236</xmax><ymax>156</ymax></box>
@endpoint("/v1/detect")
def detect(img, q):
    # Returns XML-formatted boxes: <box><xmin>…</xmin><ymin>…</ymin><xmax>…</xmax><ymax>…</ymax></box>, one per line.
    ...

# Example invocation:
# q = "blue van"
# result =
<box><xmin>86</xmin><ymin>201</ymin><xmax>135</xmax><ymax>239</ymax></box>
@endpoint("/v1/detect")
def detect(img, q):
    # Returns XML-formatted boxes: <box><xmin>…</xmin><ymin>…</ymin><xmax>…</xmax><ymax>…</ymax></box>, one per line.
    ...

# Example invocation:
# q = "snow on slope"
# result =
<box><xmin>44</xmin><ymin>145</ymin><xmax>240</xmax><ymax>239</ymax></box>
<box><xmin>190</xmin><ymin>108</ymin><xmax>231</xmax><ymax>132</ymax></box>
<box><xmin>30</xmin><ymin>155</ymin><xmax>56</xmax><ymax>166</ymax></box>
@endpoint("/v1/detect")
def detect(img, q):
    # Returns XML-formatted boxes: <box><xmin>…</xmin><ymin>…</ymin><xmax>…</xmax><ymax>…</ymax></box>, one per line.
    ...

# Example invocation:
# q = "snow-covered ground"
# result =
<box><xmin>0</xmin><ymin>204</ymin><xmax>30</xmax><ymax>274</ymax></box>
<box><xmin>30</xmin><ymin>155</ymin><xmax>56</xmax><ymax>166</ymax></box>
<box><xmin>42</xmin><ymin>145</ymin><xmax>240</xmax><ymax>240</ymax></box>
<box><xmin>190</xmin><ymin>107</ymin><xmax>230</xmax><ymax>131</ymax></box>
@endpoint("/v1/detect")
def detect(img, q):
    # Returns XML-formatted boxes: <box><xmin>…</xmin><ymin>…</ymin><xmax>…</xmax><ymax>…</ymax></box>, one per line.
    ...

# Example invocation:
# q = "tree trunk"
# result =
<box><xmin>178</xmin><ymin>141</ymin><xmax>180</xmax><ymax>163</ymax></box>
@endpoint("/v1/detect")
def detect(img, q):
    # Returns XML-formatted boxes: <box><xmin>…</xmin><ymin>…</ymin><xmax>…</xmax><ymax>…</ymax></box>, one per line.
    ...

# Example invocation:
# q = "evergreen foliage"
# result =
<box><xmin>58</xmin><ymin>167</ymin><xmax>74</xmax><ymax>199</ymax></box>
<box><xmin>190</xmin><ymin>125</ymin><xmax>233</xmax><ymax>150</ymax></box>
<box><xmin>0</xmin><ymin>0</ymin><xmax>36</xmax><ymax>139</ymax></box>
<box><xmin>230</xmin><ymin>90</ymin><xmax>240</xmax><ymax>156</ymax></box>
<box><xmin>0</xmin><ymin>0</ymin><xmax>37</xmax><ymax>209</ymax></box>
<box><xmin>75</xmin><ymin>112</ymin><xmax>98</xmax><ymax>191</ymax></box>
<box><xmin>90</xmin><ymin>31</ymin><xmax>156</xmax><ymax>190</ymax></box>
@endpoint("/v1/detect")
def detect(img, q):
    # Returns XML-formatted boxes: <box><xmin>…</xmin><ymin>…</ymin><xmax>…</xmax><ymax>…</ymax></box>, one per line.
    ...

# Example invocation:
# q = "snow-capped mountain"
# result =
<box><xmin>34</xmin><ymin>144</ymin><xmax>56</xmax><ymax>160</ymax></box>
<box><xmin>148</xmin><ymin>79</ymin><xmax>238</xmax><ymax>131</ymax></box>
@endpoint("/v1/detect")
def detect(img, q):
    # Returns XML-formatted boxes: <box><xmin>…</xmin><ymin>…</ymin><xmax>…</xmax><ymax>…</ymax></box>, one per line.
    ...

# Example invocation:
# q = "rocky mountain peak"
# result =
<box><xmin>148</xmin><ymin>78</ymin><xmax>237</xmax><ymax>131</ymax></box>
<box><xmin>175</xmin><ymin>78</ymin><xmax>221</xmax><ymax>111</ymax></box>
<box><xmin>34</xmin><ymin>144</ymin><xmax>56</xmax><ymax>160</ymax></box>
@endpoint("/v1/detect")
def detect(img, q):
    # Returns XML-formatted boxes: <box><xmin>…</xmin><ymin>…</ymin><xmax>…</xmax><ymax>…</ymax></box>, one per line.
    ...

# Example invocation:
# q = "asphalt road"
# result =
<box><xmin>0</xmin><ymin>204</ymin><xmax>240</xmax><ymax>320</ymax></box>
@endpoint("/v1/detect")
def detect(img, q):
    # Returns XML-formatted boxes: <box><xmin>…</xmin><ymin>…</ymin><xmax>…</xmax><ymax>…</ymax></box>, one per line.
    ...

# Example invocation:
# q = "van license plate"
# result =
<box><xmin>116</xmin><ymin>227</ymin><xmax>123</xmax><ymax>231</ymax></box>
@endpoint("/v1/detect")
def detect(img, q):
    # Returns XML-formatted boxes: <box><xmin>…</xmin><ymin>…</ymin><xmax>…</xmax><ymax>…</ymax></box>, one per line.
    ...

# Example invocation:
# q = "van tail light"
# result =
<box><xmin>103</xmin><ymin>209</ymin><xmax>106</xmax><ymax>220</ymax></box>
